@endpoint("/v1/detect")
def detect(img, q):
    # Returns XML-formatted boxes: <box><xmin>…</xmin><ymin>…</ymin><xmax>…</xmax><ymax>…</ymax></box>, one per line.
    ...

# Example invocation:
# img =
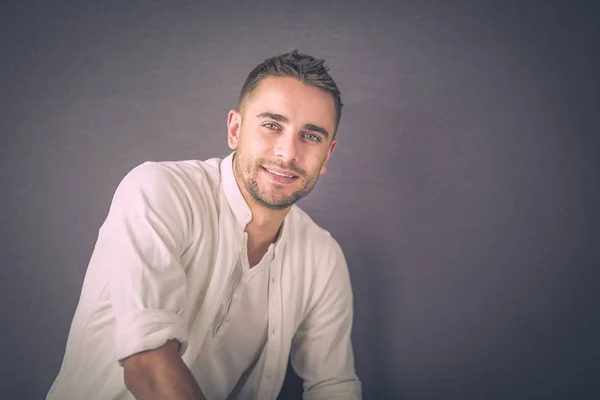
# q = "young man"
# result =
<box><xmin>47</xmin><ymin>50</ymin><xmax>361</xmax><ymax>400</ymax></box>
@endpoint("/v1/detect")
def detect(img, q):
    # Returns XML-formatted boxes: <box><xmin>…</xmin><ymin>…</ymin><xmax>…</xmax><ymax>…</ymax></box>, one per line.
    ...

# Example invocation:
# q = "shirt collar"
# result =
<box><xmin>219</xmin><ymin>151</ymin><xmax>289</xmax><ymax>250</ymax></box>
<box><xmin>220</xmin><ymin>151</ymin><xmax>253</xmax><ymax>228</ymax></box>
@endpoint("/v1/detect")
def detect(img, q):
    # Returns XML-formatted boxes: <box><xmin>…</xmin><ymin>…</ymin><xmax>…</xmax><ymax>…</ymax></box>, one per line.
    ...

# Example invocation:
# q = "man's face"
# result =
<box><xmin>227</xmin><ymin>76</ymin><xmax>338</xmax><ymax>211</ymax></box>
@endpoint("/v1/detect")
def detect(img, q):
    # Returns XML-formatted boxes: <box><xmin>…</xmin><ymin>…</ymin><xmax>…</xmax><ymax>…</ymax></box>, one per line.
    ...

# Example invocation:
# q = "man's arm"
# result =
<box><xmin>97</xmin><ymin>162</ymin><xmax>207</xmax><ymax>398</ymax></box>
<box><xmin>123</xmin><ymin>340</ymin><xmax>205</xmax><ymax>400</ymax></box>
<box><xmin>290</xmin><ymin>239</ymin><xmax>362</xmax><ymax>400</ymax></box>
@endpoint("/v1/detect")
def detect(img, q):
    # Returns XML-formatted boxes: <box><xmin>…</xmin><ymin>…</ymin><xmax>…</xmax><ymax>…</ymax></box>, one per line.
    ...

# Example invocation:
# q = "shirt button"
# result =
<box><xmin>233</xmin><ymin>293</ymin><xmax>238</xmax><ymax>299</ymax></box>
<box><xmin>271</xmin><ymin>328</ymin><xmax>276</xmax><ymax>335</ymax></box>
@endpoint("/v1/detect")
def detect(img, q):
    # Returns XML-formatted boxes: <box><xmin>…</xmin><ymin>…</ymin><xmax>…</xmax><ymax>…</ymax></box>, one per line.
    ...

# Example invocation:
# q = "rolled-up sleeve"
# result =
<box><xmin>290</xmin><ymin>239</ymin><xmax>362</xmax><ymax>400</ymax></box>
<box><xmin>94</xmin><ymin>162</ymin><xmax>196</xmax><ymax>365</ymax></box>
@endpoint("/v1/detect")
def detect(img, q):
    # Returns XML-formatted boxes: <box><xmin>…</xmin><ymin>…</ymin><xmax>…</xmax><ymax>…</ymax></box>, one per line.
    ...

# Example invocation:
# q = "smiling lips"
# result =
<box><xmin>262</xmin><ymin>166</ymin><xmax>299</xmax><ymax>183</ymax></box>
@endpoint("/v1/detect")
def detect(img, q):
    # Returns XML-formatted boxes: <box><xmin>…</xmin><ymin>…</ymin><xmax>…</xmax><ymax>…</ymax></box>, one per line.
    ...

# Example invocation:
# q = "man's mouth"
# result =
<box><xmin>261</xmin><ymin>166</ymin><xmax>299</xmax><ymax>180</ymax></box>
<box><xmin>263</xmin><ymin>167</ymin><xmax>298</xmax><ymax>178</ymax></box>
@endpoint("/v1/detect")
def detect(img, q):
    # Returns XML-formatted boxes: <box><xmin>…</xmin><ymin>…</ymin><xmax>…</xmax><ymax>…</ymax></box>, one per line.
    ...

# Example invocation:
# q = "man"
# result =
<box><xmin>47</xmin><ymin>50</ymin><xmax>361</xmax><ymax>400</ymax></box>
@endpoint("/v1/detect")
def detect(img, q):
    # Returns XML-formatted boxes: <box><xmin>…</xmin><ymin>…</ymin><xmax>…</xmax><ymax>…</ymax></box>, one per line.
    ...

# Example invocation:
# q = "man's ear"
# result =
<box><xmin>319</xmin><ymin>138</ymin><xmax>338</xmax><ymax>175</ymax></box>
<box><xmin>227</xmin><ymin>109</ymin><xmax>242</xmax><ymax>150</ymax></box>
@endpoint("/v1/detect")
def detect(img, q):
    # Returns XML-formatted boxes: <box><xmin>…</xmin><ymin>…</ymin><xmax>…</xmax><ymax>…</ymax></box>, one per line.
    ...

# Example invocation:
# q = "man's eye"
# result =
<box><xmin>263</xmin><ymin>123</ymin><xmax>279</xmax><ymax>130</ymax></box>
<box><xmin>304</xmin><ymin>133</ymin><xmax>321</xmax><ymax>142</ymax></box>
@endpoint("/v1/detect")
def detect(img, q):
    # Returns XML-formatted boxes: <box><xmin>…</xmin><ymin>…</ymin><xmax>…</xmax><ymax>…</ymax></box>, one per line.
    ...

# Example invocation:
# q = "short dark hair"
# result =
<box><xmin>238</xmin><ymin>50</ymin><xmax>343</xmax><ymax>134</ymax></box>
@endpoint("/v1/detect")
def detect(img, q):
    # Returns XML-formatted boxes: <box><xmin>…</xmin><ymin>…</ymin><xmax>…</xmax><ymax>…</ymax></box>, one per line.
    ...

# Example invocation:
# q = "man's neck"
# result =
<box><xmin>244</xmin><ymin>200</ymin><xmax>288</xmax><ymax>247</ymax></box>
<box><xmin>243</xmin><ymin>206</ymin><xmax>286</xmax><ymax>267</ymax></box>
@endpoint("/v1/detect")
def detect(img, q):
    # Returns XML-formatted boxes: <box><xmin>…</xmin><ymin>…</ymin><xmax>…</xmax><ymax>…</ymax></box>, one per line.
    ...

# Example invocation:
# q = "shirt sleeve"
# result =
<box><xmin>290</xmin><ymin>238</ymin><xmax>362</xmax><ymax>400</ymax></box>
<box><xmin>94</xmin><ymin>162</ymin><xmax>197</xmax><ymax>365</ymax></box>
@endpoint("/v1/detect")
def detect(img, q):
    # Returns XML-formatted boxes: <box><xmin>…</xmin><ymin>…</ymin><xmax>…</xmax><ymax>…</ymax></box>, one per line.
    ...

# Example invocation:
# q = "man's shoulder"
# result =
<box><xmin>140</xmin><ymin>157</ymin><xmax>222</xmax><ymax>183</ymax></box>
<box><xmin>113</xmin><ymin>157</ymin><xmax>225</xmax><ymax>211</ymax></box>
<box><xmin>287</xmin><ymin>205</ymin><xmax>341</xmax><ymax>252</ymax></box>
<box><xmin>120</xmin><ymin>157</ymin><xmax>221</xmax><ymax>192</ymax></box>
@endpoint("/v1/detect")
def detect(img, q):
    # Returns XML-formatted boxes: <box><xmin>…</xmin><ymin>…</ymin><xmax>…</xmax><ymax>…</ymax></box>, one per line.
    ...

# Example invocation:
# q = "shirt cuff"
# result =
<box><xmin>304</xmin><ymin>380</ymin><xmax>362</xmax><ymax>400</ymax></box>
<box><xmin>115</xmin><ymin>308</ymin><xmax>189</xmax><ymax>365</ymax></box>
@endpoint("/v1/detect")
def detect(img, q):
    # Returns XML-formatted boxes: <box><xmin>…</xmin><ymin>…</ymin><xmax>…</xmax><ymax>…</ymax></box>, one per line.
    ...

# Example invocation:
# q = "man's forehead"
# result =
<box><xmin>242</xmin><ymin>77</ymin><xmax>336</xmax><ymax>127</ymax></box>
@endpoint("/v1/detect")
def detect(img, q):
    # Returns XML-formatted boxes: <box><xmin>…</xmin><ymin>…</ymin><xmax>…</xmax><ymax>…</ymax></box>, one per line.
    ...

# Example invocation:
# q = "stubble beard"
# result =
<box><xmin>234</xmin><ymin>153</ymin><xmax>321</xmax><ymax>211</ymax></box>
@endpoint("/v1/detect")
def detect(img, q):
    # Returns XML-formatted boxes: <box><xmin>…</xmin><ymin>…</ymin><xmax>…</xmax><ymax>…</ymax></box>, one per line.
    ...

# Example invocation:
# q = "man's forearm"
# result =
<box><xmin>124</xmin><ymin>340</ymin><xmax>206</xmax><ymax>400</ymax></box>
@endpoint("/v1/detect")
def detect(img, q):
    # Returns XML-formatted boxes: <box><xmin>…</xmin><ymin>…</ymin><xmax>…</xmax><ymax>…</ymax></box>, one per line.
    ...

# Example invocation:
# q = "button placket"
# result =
<box><xmin>260</xmin><ymin>258</ymin><xmax>282</xmax><ymax>399</ymax></box>
<box><xmin>213</xmin><ymin>245</ymin><xmax>248</xmax><ymax>336</ymax></box>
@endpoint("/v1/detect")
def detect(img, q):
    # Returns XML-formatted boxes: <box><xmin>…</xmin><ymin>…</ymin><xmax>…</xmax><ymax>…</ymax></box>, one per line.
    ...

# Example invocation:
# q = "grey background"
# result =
<box><xmin>1</xmin><ymin>1</ymin><xmax>599</xmax><ymax>399</ymax></box>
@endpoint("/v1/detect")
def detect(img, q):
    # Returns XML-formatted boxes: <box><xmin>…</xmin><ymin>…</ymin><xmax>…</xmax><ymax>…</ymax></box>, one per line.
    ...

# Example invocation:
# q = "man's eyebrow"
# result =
<box><xmin>257</xmin><ymin>112</ymin><xmax>330</xmax><ymax>139</ymax></box>
<box><xmin>256</xmin><ymin>112</ymin><xmax>288</xmax><ymax>123</ymax></box>
<box><xmin>303</xmin><ymin>123</ymin><xmax>330</xmax><ymax>139</ymax></box>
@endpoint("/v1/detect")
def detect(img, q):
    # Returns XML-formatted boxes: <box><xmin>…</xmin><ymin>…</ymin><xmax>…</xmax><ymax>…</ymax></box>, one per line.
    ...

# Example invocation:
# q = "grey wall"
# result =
<box><xmin>1</xmin><ymin>1</ymin><xmax>599</xmax><ymax>399</ymax></box>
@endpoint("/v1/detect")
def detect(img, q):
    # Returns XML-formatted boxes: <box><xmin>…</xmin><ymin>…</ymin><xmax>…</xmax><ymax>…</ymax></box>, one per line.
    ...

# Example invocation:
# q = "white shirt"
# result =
<box><xmin>193</xmin><ymin>238</ymin><xmax>273</xmax><ymax>399</ymax></box>
<box><xmin>47</xmin><ymin>152</ymin><xmax>361</xmax><ymax>400</ymax></box>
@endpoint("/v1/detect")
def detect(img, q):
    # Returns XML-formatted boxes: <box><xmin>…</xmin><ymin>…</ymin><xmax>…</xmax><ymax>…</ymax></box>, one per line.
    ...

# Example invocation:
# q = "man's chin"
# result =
<box><xmin>263</xmin><ymin>197</ymin><xmax>296</xmax><ymax>210</ymax></box>
<box><xmin>253</xmin><ymin>193</ymin><xmax>298</xmax><ymax>211</ymax></box>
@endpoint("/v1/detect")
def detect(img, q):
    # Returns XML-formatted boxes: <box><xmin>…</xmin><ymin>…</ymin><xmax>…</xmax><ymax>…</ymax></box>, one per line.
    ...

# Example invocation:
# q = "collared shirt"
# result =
<box><xmin>47</xmin><ymin>152</ymin><xmax>361</xmax><ymax>400</ymax></box>
<box><xmin>193</xmin><ymin>237</ymin><xmax>274</xmax><ymax>399</ymax></box>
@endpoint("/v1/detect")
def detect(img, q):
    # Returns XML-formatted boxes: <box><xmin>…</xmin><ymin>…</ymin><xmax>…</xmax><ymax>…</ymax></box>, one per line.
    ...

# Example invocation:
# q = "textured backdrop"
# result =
<box><xmin>1</xmin><ymin>1</ymin><xmax>599</xmax><ymax>399</ymax></box>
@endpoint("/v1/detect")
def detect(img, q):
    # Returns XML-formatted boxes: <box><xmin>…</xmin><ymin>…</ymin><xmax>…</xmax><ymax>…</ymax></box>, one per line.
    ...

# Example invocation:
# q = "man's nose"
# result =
<box><xmin>274</xmin><ymin>131</ymin><xmax>298</xmax><ymax>162</ymax></box>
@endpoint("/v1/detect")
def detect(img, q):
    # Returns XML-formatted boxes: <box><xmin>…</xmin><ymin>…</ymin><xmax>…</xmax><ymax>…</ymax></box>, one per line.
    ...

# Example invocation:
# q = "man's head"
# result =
<box><xmin>237</xmin><ymin>50</ymin><xmax>343</xmax><ymax>133</ymax></box>
<box><xmin>227</xmin><ymin>50</ymin><xmax>342</xmax><ymax>211</ymax></box>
